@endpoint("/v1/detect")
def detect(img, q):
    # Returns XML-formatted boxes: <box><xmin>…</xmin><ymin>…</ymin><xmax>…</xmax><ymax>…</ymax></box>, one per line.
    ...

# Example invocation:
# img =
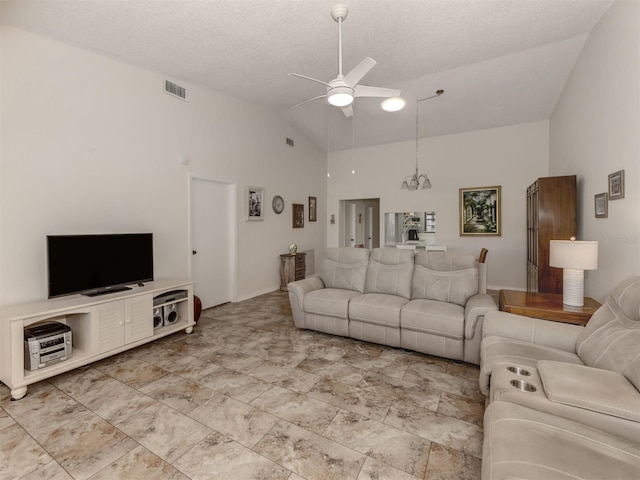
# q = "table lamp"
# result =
<box><xmin>549</xmin><ymin>237</ymin><xmax>598</xmax><ymax>307</ymax></box>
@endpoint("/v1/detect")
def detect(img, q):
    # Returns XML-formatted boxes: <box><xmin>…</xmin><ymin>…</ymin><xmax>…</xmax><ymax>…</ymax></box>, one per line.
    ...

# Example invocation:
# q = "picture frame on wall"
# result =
<box><xmin>309</xmin><ymin>196</ymin><xmax>317</xmax><ymax>222</ymax></box>
<box><xmin>245</xmin><ymin>186</ymin><xmax>264</xmax><ymax>221</ymax></box>
<box><xmin>608</xmin><ymin>170</ymin><xmax>625</xmax><ymax>200</ymax></box>
<box><xmin>292</xmin><ymin>203</ymin><xmax>304</xmax><ymax>228</ymax></box>
<box><xmin>595</xmin><ymin>192</ymin><xmax>608</xmax><ymax>218</ymax></box>
<box><xmin>459</xmin><ymin>185</ymin><xmax>501</xmax><ymax>236</ymax></box>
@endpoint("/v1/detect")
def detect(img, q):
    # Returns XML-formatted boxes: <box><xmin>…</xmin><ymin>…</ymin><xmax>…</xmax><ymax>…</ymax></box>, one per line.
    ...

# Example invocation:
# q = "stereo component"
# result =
<box><xmin>153</xmin><ymin>290</ymin><xmax>188</xmax><ymax>306</ymax></box>
<box><xmin>163</xmin><ymin>303</ymin><xmax>179</xmax><ymax>326</ymax></box>
<box><xmin>153</xmin><ymin>307</ymin><xmax>163</xmax><ymax>329</ymax></box>
<box><xmin>24</xmin><ymin>321</ymin><xmax>72</xmax><ymax>371</ymax></box>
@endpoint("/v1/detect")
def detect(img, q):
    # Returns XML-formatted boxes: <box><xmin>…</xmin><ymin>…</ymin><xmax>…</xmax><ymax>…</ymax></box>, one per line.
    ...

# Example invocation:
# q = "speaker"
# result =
<box><xmin>163</xmin><ymin>303</ymin><xmax>179</xmax><ymax>326</ymax></box>
<box><xmin>153</xmin><ymin>307</ymin><xmax>164</xmax><ymax>329</ymax></box>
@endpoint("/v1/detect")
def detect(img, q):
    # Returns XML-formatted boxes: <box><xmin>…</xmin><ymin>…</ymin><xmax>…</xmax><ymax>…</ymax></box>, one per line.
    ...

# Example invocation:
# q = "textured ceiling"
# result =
<box><xmin>1</xmin><ymin>0</ymin><xmax>614</xmax><ymax>151</ymax></box>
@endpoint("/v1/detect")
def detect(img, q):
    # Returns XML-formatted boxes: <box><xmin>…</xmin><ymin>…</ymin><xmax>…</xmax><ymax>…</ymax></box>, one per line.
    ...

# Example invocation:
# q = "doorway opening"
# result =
<box><xmin>339</xmin><ymin>198</ymin><xmax>380</xmax><ymax>249</ymax></box>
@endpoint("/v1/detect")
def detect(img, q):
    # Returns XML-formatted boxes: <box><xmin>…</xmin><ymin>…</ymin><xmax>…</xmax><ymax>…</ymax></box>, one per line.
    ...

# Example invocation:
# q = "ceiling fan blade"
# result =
<box><xmin>289</xmin><ymin>73</ymin><xmax>331</xmax><ymax>87</ymax></box>
<box><xmin>343</xmin><ymin>57</ymin><xmax>376</xmax><ymax>87</ymax></box>
<box><xmin>291</xmin><ymin>94</ymin><xmax>327</xmax><ymax>110</ymax></box>
<box><xmin>341</xmin><ymin>104</ymin><xmax>354</xmax><ymax>118</ymax></box>
<box><xmin>354</xmin><ymin>85</ymin><xmax>401</xmax><ymax>98</ymax></box>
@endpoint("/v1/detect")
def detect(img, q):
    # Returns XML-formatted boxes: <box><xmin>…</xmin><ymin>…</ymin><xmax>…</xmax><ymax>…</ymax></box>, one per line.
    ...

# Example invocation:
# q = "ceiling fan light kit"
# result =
<box><xmin>289</xmin><ymin>4</ymin><xmax>400</xmax><ymax>118</ymax></box>
<box><xmin>328</xmin><ymin>86</ymin><xmax>354</xmax><ymax>107</ymax></box>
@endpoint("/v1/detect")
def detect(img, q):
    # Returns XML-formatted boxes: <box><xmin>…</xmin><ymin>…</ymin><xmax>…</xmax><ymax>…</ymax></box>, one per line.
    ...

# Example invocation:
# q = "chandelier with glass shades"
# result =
<box><xmin>401</xmin><ymin>90</ymin><xmax>444</xmax><ymax>190</ymax></box>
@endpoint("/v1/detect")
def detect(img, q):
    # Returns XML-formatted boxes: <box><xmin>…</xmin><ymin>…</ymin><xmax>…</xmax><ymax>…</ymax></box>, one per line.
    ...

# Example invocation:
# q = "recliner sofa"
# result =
<box><xmin>479</xmin><ymin>276</ymin><xmax>640</xmax><ymax>479</ymax></box>
<box><xmin>287</xmin><ymin>247</ymin><xmax>497</xmax><ymax>365</ymax></box>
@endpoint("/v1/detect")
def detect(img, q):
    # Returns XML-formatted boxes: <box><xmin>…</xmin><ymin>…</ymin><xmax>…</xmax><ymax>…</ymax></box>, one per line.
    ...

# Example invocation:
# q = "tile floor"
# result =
<box><xmin>0</xmin><ymin>291</ymin><xmax>484</xmax><ymax>480</ymax></box>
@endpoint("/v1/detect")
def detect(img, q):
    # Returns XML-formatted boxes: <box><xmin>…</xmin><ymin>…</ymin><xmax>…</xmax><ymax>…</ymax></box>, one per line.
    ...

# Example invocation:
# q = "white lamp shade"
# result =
<box><xmin>549</xmin><ymin>240</ymin><xmax>598</xmax><ymax>270</ymax></box>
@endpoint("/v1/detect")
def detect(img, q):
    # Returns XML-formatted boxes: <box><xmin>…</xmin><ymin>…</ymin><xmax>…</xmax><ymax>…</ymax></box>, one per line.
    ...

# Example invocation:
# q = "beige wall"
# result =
<box><xmin>550</xmin><ymin>0</ymin><xmax>640</xmax><ymax>301</ymax></box>
<box><xmin>0</xmin><ymin>26</ymin><xmax>327</xmax><ymax>304</ymax></box>
<box><xmin>328</xmin><ymin>120</ymin><xmax>550</xmax><ymax>290</ymax></box>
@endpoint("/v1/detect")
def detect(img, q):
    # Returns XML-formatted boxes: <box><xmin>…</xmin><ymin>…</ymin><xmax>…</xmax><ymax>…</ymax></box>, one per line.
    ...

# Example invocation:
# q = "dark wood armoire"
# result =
<box><xmin>526</xmin><ymin>175</ymin><xmax>577</xmax><ymax>293</ymax></box>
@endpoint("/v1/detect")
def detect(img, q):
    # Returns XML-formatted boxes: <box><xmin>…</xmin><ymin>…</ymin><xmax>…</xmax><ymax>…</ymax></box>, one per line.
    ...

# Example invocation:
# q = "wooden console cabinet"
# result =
<box><xmin>280</xmin><ymin>253</ymin><xmax>306</xmax><ymax>291</ymax></box>
<box><xmin>0</xmin><ymin>279</ymin><xmax>194</xmax><ymax>400</ymax></box>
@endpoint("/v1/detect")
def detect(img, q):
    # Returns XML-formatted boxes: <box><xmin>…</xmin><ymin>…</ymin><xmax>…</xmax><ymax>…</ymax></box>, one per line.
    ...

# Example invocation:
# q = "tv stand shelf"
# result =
<box><xmin>0</xmin><ymin>278</ymin><xmax>194</xmax><ymax>400</ymax></box>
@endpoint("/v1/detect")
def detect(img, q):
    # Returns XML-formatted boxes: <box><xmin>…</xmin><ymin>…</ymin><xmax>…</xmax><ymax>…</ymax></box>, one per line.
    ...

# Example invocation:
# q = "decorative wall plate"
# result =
<box><xmin>272</xmin><ymin>195</ymin><xmax>285</xmax><ymax>214</ymax></box>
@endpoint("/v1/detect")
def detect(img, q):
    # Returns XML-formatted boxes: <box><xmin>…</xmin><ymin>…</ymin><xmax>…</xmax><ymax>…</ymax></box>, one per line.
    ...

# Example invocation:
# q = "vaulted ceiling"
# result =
<box><xmin>1</xmin><ymin>0</ymin><xmax>614</xmax><ymax>151</ymax></box>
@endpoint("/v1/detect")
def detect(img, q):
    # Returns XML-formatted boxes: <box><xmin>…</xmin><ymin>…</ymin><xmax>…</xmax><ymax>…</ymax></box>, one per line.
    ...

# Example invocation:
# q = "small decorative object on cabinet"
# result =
<box><xmin>289</xmin><ymin>243</ymin><xmax>298</xmax><ymax>254</ymax></box>
<box><xmin>280</xmin><ymin>252</ymin><xmax>306</xmax><ymax>291</ymax></box>
<box><xmin>527</xmin><ymin>175</ymin><xmax>577</xmax><ymax>293</ymax></box>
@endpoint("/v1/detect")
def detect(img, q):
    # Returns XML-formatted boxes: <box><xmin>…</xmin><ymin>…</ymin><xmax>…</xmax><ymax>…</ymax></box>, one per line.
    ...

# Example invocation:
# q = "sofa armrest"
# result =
<box><xmin>483</xmin><ymin>310</ymin><xmax>581</xmax><ymax>353</ymax></box>
<box><xmin>538</xmin><ymin>360</ymin><xmax>640</xmax><ymax>422</ymax></box>
<box><xmin>287</xmin><ymin>277</ymin><xmax>324</xmax><ymax>311</ymax></box>
<box><xmin>464</xmin><ymin>293</ymin><xmax>498</xmax><ymax>340</ymax></box>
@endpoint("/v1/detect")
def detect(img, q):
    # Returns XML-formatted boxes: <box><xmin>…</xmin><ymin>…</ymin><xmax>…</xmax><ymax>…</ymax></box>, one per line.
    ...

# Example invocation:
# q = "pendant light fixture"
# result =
<box><xmin>401</xmin><ymin>89</ymin><xmax>444</xmax><ymax>190</ymax></box>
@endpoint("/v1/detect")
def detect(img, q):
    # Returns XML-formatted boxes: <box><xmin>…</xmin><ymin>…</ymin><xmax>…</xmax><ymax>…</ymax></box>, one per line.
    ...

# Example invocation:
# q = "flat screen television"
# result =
<box><xmin>47</xmin><ymin>233</ymin><xmax>154</xmax><ymax>298</ymax></box>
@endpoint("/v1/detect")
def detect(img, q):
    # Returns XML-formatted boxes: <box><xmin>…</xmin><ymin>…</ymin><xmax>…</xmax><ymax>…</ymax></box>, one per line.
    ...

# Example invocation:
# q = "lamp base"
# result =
<box><xmin>563</xmin><ymin>269</ymin><xmax>585</xmax><ymax>307</ymax></box>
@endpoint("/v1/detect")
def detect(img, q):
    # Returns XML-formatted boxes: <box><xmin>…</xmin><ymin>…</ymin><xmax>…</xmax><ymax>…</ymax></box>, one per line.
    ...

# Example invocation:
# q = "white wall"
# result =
<box><xmin>549</xmin><ymin>0</ymin><xmax>639</xmax><ymax>302</ymax></box>
<box><xmin>0</xmin><ymin>26</ymin><xmax>327</xmax><ymax>305</ymax></box>
<box><xmin>328</xmin><ymin>120</ymin><xmax>549</xmax><ymax>290</ymax></box>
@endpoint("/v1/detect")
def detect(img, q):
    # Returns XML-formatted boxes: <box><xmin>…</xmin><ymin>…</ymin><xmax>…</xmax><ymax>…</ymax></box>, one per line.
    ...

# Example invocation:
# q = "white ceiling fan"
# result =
<box><xmin>290</xmin><ymin>4</ymin><xmax>401</xmax><ymax>118</ymax></box>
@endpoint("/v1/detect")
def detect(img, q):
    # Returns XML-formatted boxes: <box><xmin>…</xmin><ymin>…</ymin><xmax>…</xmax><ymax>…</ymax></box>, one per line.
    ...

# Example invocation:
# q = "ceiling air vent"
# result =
<box><xmin>164</xmin><ymin>80</ymin><xmax>187</xmax><ymax>101</ymax></box>
<box><xmin>286</xmin><ymin>137</ymin><xmax>294</xmax><ymax>147</ymax></box>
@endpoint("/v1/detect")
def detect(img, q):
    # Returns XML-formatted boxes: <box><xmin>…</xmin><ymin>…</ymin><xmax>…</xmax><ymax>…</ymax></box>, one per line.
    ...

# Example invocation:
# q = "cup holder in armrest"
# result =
<box><xmin>507</xmin><ymin>366</ymin><xmax>531</xmax><ymax>376</ymax></box>
<box><xmin>510</xmin><ymin>379</ymin><xmax>536</xmax><ymax>392</ymax></box>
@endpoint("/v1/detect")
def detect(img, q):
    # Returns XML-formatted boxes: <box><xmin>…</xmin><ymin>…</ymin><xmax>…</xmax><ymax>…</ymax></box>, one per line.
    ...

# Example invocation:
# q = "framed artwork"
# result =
<box><xmin>595</xmin><ymin>192</ymin><xmax>608</xmax><ymax>218</ymax></box>
<box><xmin>308</xmin><ymin>196</ymin><xmax>317</xmax><ymax>222</ymax></box>
<box><xmin>459</xmin><ymin>185</ymin><xmax>501</xmax><ymax>236</ymax></box>
<box><xmin>608</xmin><ymin>170</ymin><xmax>625</xmax><ymax>200</ymax></box>
<box><xmin>245</xmin><ymin>186</ymin><xmax>264</xmax><ymax>221</ymax></box>
<box><xmin>292</xmin><ymin>203</ymin><xmax>304</xmax><ymax>228</ymax></box>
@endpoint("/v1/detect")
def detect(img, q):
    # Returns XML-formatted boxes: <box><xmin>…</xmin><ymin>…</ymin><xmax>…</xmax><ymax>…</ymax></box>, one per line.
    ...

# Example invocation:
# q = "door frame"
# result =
<box><xmin>187</xmin><ymin>174</ymin><xmax>238</xmax><ymax>304</ymax></box>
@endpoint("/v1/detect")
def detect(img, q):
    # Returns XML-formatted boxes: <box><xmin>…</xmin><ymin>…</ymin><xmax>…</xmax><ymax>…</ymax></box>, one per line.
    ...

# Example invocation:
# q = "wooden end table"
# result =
<box><xmin>499</xmin><ymin>289</ymin><xmax>601</xmax><ymax>326</ymax></box>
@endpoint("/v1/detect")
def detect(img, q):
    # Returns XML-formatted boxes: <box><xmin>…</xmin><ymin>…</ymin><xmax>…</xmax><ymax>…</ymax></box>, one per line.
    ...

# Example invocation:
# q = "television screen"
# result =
<box><xmin>47</xmin><ymin>233</ymin><xmax>154</xmax><ymax>298</ymax></box>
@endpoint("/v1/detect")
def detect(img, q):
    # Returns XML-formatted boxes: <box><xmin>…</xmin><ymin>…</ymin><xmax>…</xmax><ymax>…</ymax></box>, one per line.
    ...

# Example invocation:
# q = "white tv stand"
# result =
<box><xmin>0</xmin><ymin>279</ymin><xmax>194</xmax><ymax>400</ymax></box>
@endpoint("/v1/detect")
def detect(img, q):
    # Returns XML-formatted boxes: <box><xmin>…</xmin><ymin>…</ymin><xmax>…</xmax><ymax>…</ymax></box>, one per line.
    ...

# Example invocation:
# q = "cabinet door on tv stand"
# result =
<box><xmin>92</xmin><ymin>302</ymin><xmax>126</xmax><ymax>354</ymax></box>
<box><xmin>124</xmin><ymin>295</ymin><xmax>153</xmax><ymax>344</ymax></box>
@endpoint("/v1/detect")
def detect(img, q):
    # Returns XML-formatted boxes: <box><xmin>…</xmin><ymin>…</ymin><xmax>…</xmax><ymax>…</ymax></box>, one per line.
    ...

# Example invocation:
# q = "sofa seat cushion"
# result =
<box><xmin>482</xmin><ymin>401</ymin><xmax>640</xmax><ymax>480</ymax></box>
<box><xmin>479</xmin><ymin>336</ymin><xmax>583</xmax><ymax>395</ymax></box>
<box><xmin>348</xmin><ymin>293</ymin><xmax>408</xmax><ymax>328</ymax></box>
<box><xmin>401</xmin><ymin>299</ymin><xmax>464</xmax><ymax>339</ymax></box>
<box><xmin>304</xmin><ymin>288</ymin><xmax>362</xmax><ymax>319</ymax></box>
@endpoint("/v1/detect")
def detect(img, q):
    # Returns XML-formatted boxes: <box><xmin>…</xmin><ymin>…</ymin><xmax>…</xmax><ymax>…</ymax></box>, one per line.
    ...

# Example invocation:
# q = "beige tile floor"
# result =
<box><xmin>0</xmin><ymin>291</ymin><xmax>484</xmax><ymax>479</ymax></box>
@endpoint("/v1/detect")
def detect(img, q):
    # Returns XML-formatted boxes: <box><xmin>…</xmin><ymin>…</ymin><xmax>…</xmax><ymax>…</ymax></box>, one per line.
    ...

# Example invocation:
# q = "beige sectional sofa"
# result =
<box><xmin>287</xmin><ymin>247</ymin><xmax>497</xmax><ymax>365</ymax></box>
<box><xmin>479</xmin><ymin>276</ymin><xmax>640</xmax><ymax>479</ymax></box>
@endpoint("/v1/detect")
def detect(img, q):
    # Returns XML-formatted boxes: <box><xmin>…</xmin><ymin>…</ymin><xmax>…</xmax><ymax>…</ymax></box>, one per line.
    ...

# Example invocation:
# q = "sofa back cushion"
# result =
<box><xmin>576</xmin><ymin>276</ymin><xmax>640</xmax><ymax>390</ymax></box>
<box><xmin>364</xmin><ymin>248</ymin><xmax>414</xmax><ymax>299</ymax></box>
<box><xmin>319</xmin><ymin>247</ymin><xmax>370</xmax><ymax>293</ymax></box>
<box><xmin>411</xmin><ymin>251</ymin><xmax>478</xmax><ymax>306</ymax></box>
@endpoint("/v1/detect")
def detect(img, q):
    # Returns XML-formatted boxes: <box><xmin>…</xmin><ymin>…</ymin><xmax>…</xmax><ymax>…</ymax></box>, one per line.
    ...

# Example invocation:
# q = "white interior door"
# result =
<box><xmin>365</xmin><ymin>205</ymin><xmax>374</xmax><ymax>250</ymax></box>
<box><xmin>344</xmin><ymin>202</ymin><xmax>357</xmax><ymax>247</ymax></box>
<box><xmin>190</xmin><ymin>177</ymin><xmax>234</xmax><ymax>309</ymax></box>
